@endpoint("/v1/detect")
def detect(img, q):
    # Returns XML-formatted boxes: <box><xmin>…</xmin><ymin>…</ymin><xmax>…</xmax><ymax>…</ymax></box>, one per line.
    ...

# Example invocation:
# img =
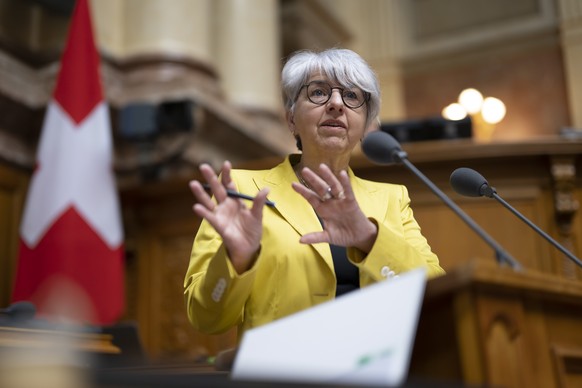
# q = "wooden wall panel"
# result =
<box><xmin>121</xmin><ymin>179</ymin><xmax>237</xmax><ymax>361</ymax></box>
<box><xmin>411</xmin><ymin>189</ymin><xmax>553</xmax><ymax>271</ymax></box>
<box><xmin>0</xmin><ymin>165</ymin><xmax>27</xmax><ymax>309</ymax></box>
<box><xmin>402</xmin><ymin>44</ymin><xmax>570</xmax><ymax>141</ymax></box>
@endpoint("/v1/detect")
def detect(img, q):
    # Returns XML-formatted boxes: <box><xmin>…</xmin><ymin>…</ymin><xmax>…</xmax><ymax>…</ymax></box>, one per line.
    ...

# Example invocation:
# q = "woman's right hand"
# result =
<box><xmin>189</xmin><ymin>161</ymin><xmax>269</xmax><ymax>274</ymax></box>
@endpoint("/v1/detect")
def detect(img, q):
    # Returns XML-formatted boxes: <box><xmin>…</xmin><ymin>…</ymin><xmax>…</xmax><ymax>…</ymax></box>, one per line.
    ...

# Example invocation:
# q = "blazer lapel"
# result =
<box><xmin>252</xmin><ymin>157</ymin><xmax>333</xmax><ymax>271</ymax></box>
<box><xmin>246</xmin><ymin>158</ymin><xmax>390</xmax><ymax>272</ymax></box>
<box><xmin>349</xmin><ymin>169</ymin><xmax>390</xmax><ymax>224</ymax></box>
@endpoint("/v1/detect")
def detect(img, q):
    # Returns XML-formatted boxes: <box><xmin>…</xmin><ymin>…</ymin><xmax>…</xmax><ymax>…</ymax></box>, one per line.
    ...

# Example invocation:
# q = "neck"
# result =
<box><xmin>296</xmin><ymin>152</ymin><xmax>350</xmax><ymax>177</ymax></box>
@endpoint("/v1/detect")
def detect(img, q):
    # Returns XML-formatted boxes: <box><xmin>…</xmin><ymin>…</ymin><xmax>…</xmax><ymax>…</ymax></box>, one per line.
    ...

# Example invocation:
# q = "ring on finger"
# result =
<box><xmin>321</xmin><ymin>186</ymin><xmax>333</xmax><ymax>201</ymax></box>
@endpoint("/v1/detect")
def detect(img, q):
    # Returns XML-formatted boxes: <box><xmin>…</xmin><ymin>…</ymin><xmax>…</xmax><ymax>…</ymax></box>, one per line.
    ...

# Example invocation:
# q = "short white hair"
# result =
<box><xmin>281</xmin><ymin>48</ymin><xmax>381</xmax><ymax>129</ymax></box>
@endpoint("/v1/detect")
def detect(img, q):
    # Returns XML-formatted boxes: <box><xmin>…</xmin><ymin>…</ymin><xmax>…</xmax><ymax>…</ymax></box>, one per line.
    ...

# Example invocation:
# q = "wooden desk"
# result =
<box><xmin>410</xmin><ymin>259</ymin><xmax>582</xmax><ymax>388</ymax></box>
<box><xmin>0</xmin><ymin>325</ymin><xmax>120</xmax><ymax>354</ymax></box>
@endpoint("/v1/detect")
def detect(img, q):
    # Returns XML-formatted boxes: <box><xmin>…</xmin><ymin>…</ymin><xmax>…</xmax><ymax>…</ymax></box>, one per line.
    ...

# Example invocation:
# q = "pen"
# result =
<box><xmin>202</xmin><ymin>184</ymin><xmax>276</xmax><ymax>207</ymax></box>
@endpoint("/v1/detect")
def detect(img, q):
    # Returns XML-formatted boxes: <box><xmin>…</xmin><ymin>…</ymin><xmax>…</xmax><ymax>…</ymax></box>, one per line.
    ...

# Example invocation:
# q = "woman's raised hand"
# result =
<box><xmin>292</xmin><ymin>164</ymin><xmax>378</xmax><ymax>253</ymax></box>
<box><xmin>189</xmin><ymin>161</ymin><xmax>270</xmax><ymax>274</ymax></box>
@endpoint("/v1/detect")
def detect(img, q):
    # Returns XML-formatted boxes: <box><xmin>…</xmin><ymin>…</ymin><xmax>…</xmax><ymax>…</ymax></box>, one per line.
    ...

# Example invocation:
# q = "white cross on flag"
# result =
<box><xmin>12</xmin><ymin>0</ymin><xmax>125</xmax><ymax>325</ymax></box>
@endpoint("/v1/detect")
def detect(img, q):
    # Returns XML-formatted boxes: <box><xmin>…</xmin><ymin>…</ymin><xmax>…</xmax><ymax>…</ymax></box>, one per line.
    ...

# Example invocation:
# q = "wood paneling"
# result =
<box><xmin>121</xmin><ymin>177</ymin><xmax>237</xmax><ymax>361</ymax></box>
<box><xmin>0</xmin><ymin>164</ymin><xmax>28</xmax><ymax>309</ymax></box>
<box><xmin>410</xmin><ymin>258</ymin><xmax>582</xmax><ymax>387</ymax></box>
<box><xmin>403</xmin><ymin>42</ymin><xmax>569</xmax><ymax>141</ymax></box>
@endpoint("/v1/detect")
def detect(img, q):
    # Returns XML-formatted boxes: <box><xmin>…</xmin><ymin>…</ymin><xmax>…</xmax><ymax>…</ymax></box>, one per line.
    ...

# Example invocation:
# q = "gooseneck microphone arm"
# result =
<box><xmin>492</xmin><ymin>192</ymin><xmax>582</xmax><ymax>267</ymax></box>
<box><xmin>362</xmin><ymin>131</ymin><xmax>522</xmax><ymax>270</ymax></box>
<box><xmin>451</xmin><ymin>167</ymin><xmax>582</xmax><ymax>268</ymax></box>
<box><xmin>397</xmin><ymin>156</ymin><xmax>522</xmax><ymax>270</ymax></box>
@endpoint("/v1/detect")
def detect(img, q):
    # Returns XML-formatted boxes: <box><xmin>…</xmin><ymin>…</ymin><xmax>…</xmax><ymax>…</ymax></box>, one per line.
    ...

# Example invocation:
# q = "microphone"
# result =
<box><xmin>450</xmin><ymin>167</ymin><xmax>582</xmax><ymax>268</ymax></box>
<box><xmin>0</xmin><ymin>301</ymin><xmax>36</xmax><ymax>322</ymax></box>
<box><xmin>362</xmin><ymin>131</ymin><xmax>522</xmax><ymax>270</ymax></box>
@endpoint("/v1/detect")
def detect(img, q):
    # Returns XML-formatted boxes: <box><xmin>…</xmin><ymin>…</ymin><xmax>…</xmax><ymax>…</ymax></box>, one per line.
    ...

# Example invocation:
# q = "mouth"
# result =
<box><xmin>320</xmin><ymin>120</ymin><xmax>346</xmax><ymax>129</ymax></box>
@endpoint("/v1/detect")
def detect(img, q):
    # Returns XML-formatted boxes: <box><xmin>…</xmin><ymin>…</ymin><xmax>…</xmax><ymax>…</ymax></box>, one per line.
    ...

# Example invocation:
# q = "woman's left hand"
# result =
<box><xmin>292</xmin><ymin>164</ymin><xmax>378</xmax><ymax>253</ymax></box>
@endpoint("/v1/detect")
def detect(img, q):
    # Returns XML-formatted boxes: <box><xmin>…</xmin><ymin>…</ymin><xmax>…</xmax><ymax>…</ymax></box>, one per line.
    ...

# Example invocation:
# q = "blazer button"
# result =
<box><xmin>212</xmin><ymin>278</ymin><xmax>227</xmax><ymax>302</ymax></box>
<box><xmin>380</xmin><ymin>266</ymin><xmax>391</xmax><ymax>278</ymax></box>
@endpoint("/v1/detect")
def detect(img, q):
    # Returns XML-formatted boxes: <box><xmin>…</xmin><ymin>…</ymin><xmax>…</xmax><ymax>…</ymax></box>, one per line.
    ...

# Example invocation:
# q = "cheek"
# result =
<box><xmin>294</xmin><ymin>107</ymin><xmax>321</xmax><ymax>129</ymax></box>
<box><xmin>348</xmin><ymin>114</ymin><xmax>367</xmax><ymax>137</ymax></box>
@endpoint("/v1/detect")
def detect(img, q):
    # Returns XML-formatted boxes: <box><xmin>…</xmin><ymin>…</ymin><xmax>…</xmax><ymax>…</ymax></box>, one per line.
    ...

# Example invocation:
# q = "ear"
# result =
<box><xmin>286</xmin><ymin>111</ymin><xmax>296</xmax><ymax>134</ymax></box>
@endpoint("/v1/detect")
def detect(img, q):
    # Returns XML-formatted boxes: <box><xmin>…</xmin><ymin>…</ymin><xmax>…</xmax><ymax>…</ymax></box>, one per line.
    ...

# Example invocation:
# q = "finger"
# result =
<box><xmin>317</xmin><ymin>164</ymin><xmax>340</xmax><ymax>186</ymax></box>
<box><xmin>221</xmin><ymin>161</ymin><xmax>237</xmax><ymax>191</ymax></box>
<box><xmin>193</xmin><ymin>203</ymin><xmax>216</xmax><ymax>224</ymax></box>
<box><xmin>199</xmin><ymin>163</ymin><xmax>228</xmax><ymax>203</ymax></box>
<box><xmin>318</xmin><ymin>164</ymin><xmax>344</xmax><ymax>199</ymax></box>
<box><xmin>250</xmin><ymin>188</ymin><xmax>270</xmax><ymax>218</ymax></box>
<box><xmin>189</xmin><ymin>180</ymin><xmax>215</xmax><ymax>210</ymax></box>
<box><xmin>300</xmin><ymin>231</ymin><xmax>330</xmax><ymax>245</ymax></box>
<box><xmin>193</xmin><ymin>203</ymin><xmax>226</xmax><ymax>235</ymax></box>
<box><xmin>300</xmin><ymin>168</ymin><xmax>334</xmax><ymax>201</ymax></box>
<box><xmin>338</xmin><ymin>170</ymin><xmax>354</xmax><ymax>200</ymax></box>
<box><xmin>299</xmin><ymin>167</ymin><xmax>326</xmax><ymax>191</ymax></box>
<box><xmin>321</xmin><ymin>186</ymin><xmax>333</xmax><ymax>201</ymax></box>
<box><xmin>292</xmin><ymin>181</ymin><xmax>324</xmax><ymax>207</ymax></box>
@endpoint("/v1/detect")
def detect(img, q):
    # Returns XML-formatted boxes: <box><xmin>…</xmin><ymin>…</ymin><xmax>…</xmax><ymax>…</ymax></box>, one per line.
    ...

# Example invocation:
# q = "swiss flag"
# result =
<box><xmin>11</xmin><ymin>0</ymin><xmax>125</xmax><ymax>325</ymax></box>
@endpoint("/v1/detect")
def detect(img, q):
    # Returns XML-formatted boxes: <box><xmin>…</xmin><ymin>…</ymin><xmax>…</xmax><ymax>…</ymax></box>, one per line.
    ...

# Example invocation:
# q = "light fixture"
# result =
<box><xmin>481</xmin><ymin>97</ymin><xmax>506</xmax><ymax>125</ymax></box>
<box><xmin>441</xmin><ymin>103</ymin><xmax>467</xmax><ymax>121</ymax></box>
<box><xmin>458</xmin><ymin>88</ymin><xmax>483</xmax><ymax>115</ymax></box>
<box><xmin>442</xmin><ymin>88</ymin><xmax>506</xmax><ymax>141</ymax></box>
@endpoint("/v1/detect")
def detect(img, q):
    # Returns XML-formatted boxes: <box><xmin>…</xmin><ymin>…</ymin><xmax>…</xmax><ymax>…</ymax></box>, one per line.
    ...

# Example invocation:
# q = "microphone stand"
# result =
<box><xmin>491</xmin><ymin>191</ymin><xmax>582</xmax><ymax>268</ymax></box>
<box><xmin>393</xmin><ymin>151</ymin><xmax>523</xmax><ymax>270</ymax></box>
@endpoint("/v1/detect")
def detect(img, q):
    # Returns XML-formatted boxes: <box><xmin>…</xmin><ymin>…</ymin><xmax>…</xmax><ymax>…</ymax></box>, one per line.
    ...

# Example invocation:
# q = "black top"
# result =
<box><xmin>329</xmin><ymin>243</ymin><xmax>360</xmax><ymax>297</ymax></box>
<box><xmin>317</xmin><ymin>215</ymin><xmax>359</xmax><ymax>297</ymax></box>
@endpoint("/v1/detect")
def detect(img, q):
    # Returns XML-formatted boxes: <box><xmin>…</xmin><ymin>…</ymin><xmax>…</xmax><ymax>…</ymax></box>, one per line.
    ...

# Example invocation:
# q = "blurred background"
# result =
<box><xmin>0</xmin><ymin>0</ymin><xmax>581</xmax><ymax>363</ymax></box>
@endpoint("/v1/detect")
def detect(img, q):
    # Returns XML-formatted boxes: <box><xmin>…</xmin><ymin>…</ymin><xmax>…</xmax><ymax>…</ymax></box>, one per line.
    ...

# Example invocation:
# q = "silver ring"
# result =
<box><xmin>322</xmin><ymin>186</ymin><xmax>333</xmax><ymax>201</ymax></box>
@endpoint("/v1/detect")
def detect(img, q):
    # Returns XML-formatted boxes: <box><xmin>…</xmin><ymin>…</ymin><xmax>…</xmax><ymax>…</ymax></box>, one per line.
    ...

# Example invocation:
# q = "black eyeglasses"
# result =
<box><xmin>300</xmin><ymin>81</ymin><xmax>369</xmax><ymax>109</ymax></box>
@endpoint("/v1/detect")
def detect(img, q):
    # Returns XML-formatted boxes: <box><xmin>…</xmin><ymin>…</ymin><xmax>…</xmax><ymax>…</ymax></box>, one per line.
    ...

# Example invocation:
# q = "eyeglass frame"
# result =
<box><xmin>297</xmin><ymin>81</ymin><xmax>370</xmax><ymax>109</ymax></box>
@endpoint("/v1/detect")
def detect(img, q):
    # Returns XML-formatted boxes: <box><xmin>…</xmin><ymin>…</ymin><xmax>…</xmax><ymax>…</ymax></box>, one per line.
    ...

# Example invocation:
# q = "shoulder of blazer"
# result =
<box><xmin>351</xmin><ymin>174</ymin><xmax>412</xmax><ymax>219</ymax></box>
<box><xmin>351</xmin><ymin>173</ymin><xmax>407</xmax><ymax>197</ymax></box>
<box><xmin>230</xmin><ymin>158</ymin><xmax>293</xmax><ymax>191</ymax></box>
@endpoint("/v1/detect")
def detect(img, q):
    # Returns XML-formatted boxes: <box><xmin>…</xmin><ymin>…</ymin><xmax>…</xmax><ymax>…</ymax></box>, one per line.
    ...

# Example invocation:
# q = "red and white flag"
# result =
<box><xmin>12</xmin><ymin>0</ymin><xmax>124</xmax><ymax>325</ymax></box>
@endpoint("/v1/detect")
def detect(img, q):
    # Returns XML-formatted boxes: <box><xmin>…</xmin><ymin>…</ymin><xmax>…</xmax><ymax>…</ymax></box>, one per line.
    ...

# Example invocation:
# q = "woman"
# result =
<box><xmin>184</xmin><ymin>48</ymin><xmax>444</xmax><ymax>337</ymax></box>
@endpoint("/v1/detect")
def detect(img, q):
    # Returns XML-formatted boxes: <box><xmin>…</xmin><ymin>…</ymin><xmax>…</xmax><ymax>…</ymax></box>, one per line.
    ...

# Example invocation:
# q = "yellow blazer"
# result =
<box><xmin>184</xmin><ymin>155</ymin><xmax>444</xmax><ymax>337</ymax></box>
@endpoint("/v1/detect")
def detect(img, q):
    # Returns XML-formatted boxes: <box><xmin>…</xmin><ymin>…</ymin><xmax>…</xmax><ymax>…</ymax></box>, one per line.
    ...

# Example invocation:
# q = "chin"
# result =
<box><xmin>318</xmin><ymin>140</ymin><xmax>352</xmax><ymax>154</ymax></box>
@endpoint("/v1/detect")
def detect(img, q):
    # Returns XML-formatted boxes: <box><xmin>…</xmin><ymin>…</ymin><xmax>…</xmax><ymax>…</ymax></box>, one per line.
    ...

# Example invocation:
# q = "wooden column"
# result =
<box><xmin>213</xmin><ymin>0</ymin><xmax>281</xmax><ymax>113</ymax></box>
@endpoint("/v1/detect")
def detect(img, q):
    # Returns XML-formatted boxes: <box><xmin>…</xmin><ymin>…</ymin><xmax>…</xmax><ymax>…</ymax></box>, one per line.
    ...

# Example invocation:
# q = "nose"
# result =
<box><xmin>327</xmin><ymin>89</ymin><xmax>344</xmax><ymax>110</ymax></box>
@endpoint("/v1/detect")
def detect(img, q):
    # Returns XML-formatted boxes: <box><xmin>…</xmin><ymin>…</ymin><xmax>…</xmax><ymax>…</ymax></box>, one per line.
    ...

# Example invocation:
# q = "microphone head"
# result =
<box><xmin>0</xmin><ymin>301</ymin><xmax>37</xmax><ymax>321</ymax></box>
<box><xmin>362</xmin><ymin>130</ymin><xmax>406</xmax><ymax>165</ymax></box>
<box><xmin>450</xmin><ymin>167</ymin><xmax>493</xmax><ymax>198</ymax></box>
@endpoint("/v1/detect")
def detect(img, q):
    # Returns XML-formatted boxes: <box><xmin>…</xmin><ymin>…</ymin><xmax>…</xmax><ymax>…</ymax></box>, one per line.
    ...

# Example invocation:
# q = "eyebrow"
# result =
<box><xmin>306</xmin><ymin>79</ymin><xmax>328</xmax><ymax>85</ymax></box>
<box><xmin>310</xmin><ymin>79</ymin><xmax>362</xmax><ymax>88</ymax></box>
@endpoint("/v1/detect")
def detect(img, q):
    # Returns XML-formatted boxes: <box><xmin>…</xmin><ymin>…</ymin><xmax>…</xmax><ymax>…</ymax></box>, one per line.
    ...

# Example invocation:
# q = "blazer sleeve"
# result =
<box><xmin>347</xmin><ymin>184</ymin><xmax>445</xmax><ymax>282</ymax></box>
<box><xmin>183</xmin><ymin>218</ymin><xmax>260</xmax><ymax>334</ymax></box>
